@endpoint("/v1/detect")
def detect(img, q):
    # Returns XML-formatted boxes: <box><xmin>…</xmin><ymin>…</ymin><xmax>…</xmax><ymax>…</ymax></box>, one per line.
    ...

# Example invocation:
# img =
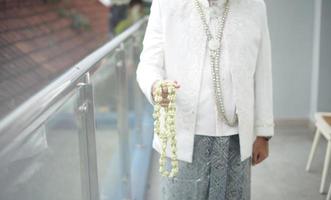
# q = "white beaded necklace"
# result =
<box><xmin>195</xmin><ymin>0</ymin><xmax>238</xmax><ymax>127</ymax></box>
<box><xmin>153</xmin><ymin>81</ymin><xmax>179</xmax><ymax>177</ymax></box>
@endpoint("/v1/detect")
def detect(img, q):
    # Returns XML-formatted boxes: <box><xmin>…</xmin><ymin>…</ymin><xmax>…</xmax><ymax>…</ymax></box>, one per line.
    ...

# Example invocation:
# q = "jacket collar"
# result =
<box><xmin>197</xmin><ymin>0</ymin><xmax>229</xmax><ymax>7</ymax></box>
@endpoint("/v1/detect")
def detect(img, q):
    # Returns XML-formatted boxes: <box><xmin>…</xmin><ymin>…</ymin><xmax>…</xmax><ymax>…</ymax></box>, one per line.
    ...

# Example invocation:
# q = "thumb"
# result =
<box><xmin>173</xmin><ymin>80</ymin><xmax>180</xmax><ymax>88</ymax></box>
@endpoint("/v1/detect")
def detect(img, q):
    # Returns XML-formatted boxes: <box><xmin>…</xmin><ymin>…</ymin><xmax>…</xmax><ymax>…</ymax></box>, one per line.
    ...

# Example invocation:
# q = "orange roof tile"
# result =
<box><xmin>0</xmin><ymin>0</ymin><xmax>110</xmax><ymax>119</ymax></box>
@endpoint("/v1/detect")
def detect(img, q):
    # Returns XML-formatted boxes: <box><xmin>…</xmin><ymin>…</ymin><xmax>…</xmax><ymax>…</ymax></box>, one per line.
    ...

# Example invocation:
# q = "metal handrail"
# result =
<box><xmin>0</xmin><ymin>16</ymin><xmax>148</xmax><ymax>136</ymax></box>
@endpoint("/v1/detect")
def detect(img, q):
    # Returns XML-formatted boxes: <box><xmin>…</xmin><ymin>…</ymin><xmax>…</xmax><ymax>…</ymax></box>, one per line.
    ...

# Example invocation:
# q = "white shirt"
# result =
<box><xmin>195</xmin><ymin>0</ymin><xmax>239</xmax><ymax>137</ymax></box>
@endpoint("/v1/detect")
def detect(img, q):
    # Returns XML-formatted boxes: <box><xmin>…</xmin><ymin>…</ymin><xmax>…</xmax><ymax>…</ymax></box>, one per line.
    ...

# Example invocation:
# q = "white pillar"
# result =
<box><xmin>310</xmin><ymin>0</ymin><xmax>322</xmax><ymax>119</ymax></box>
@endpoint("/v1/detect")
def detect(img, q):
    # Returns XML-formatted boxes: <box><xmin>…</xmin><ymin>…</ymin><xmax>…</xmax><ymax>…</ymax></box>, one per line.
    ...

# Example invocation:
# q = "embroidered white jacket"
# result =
<box><xmin>136</xmin><ymin>0</ymin><xmax>274</xmax><ymax>163</ymax></box>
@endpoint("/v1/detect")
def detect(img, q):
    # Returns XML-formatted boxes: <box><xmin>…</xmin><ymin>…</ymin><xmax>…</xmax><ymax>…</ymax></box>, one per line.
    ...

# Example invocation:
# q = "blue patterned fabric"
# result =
<box><xmin>160</xmin><ymin>134</ymin><xmax>251</xmax><ymax>200</ymax></box>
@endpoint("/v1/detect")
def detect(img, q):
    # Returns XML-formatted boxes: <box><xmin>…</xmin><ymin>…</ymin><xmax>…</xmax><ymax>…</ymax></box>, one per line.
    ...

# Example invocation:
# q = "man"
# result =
<box><xmin>107</xmin><ymin>0</ymin><xmax>130</xmax><ymax>36</ymax></box>
<box><xmin>136</xmin><ymin>0</ymin><xmax>274</xmax><ymax>199</ymax></box>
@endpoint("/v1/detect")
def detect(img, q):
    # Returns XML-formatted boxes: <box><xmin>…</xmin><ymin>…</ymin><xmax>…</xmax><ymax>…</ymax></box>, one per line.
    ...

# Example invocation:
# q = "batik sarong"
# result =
<box><xmin>160</xmin><ymin>134</ymin><xmax>251</xmax><ymax>200</ymax></box>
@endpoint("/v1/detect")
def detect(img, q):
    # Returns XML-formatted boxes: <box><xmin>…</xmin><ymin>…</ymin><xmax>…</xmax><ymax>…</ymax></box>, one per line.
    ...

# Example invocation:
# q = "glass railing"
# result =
<box><xmin>0</xmin><ymin>17</ymin><xmax>152</xmax><ymax>200</ymax></box>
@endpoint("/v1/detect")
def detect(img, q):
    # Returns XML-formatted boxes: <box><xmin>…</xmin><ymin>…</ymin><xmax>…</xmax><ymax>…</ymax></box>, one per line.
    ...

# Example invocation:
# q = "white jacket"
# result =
<box><xmin>136</xmin><ymin>0</ymin><xmax>274</xmax><ymax>163</ymax></box>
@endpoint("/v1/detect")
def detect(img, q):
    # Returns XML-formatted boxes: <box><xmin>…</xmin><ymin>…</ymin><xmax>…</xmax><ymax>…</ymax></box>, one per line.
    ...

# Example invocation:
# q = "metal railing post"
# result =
<box><xmin>132</xmin><ymin>35</ymin><xmax>144</xmax><ymax>148</ymax></box>
<box><xmin>116</xmin><ymin>43</ymin><xmax>132</xmax><ymax>200</ymax></box>
<box><xmin>77</xmin><ymin>72</ymin><xmax>100</xmax><ymax>200</ymax></box>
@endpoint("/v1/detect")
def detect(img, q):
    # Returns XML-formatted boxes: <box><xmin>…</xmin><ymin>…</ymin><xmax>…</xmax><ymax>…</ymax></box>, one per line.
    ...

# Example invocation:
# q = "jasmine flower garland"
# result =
<box><xmin>152</xmin><ymin>81</ymin><xmax>179</xmax><ymax>177</ymax></box>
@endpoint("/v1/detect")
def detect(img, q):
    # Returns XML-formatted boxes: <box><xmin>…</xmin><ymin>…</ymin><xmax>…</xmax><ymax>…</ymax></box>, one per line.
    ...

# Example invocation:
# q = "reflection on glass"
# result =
<box><xmin>91</xmin><ymin>32</ymin><xmax>151</xmax><ymax>200</ymax></box>
<box><xmin>0</xmin><ymin>92</ymin><xmax>83</xmax><ymax>200</ymax></box>
<box><xmin>124</xmin><ymin>38</ymin><xmax>145</xmax><ymax>152</ymax></box>
<box><xmin>91</xmin><ymin>55</ymin><xmax>121</xmax><ymax>200</ymax></box>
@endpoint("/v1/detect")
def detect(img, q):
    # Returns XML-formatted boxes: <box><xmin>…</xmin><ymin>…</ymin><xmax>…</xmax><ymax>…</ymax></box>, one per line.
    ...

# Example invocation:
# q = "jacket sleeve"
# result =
<box><xmin>136</xmin><ymin>0</ymin><xmax>165</xmax><ymax>105</ymax></box>
<box><xmin>254</xmin><ymin>3</ymin><xmax>275</xmax><ymax>138</ymax></box>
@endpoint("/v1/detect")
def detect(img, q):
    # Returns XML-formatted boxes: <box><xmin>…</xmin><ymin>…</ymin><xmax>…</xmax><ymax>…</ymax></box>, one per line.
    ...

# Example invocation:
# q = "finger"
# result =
<box><xmin>152</xmin><ymin>90</ymin><xmax>158</xmax><ymax>101</ymax></box>
<box><xmin>162</xmin><ymin>85</ymin><xmax>168</xmax><ymax>92</ymax></box>
<box><xmin>173</xmin><ymin>80</ymin><xmax>180</xmax><ymax>88</ymax></box>
<box><xmin>161</xmin><ymin>102</ymin><xmax>169</xmax><ymax>107</ymax></box>
<box><xmin>162</xmin><ymin>87</ymin><xmax>168</xmax><ymax>97</ymax></box>
<box><xmin>257</xmin><ymin>153</ymin><xmax>267</xmax><ymax>165</ymax></box>
<box><xmin>252</xmin><ymin>151</ymin><xmax>258</xmax><ymax>166</ymax></box>
<box><xmin>161</xmin><ymin>99</ymin><xmax>170</xmax><ymax>105</ymax></box>
<box><xmin>255</xmin><ymin>153</ymin><xmax>262</xmax><ymax>165</ymax></box>
<box><xmin>256</xmin><ymin>152</ymin><xmax>268</xmax><ymax>165</ymax></box>
<box><xmin>161</xmin><ymin>97</ymin><xmax>169</xmax><ymax>103</ymax></box>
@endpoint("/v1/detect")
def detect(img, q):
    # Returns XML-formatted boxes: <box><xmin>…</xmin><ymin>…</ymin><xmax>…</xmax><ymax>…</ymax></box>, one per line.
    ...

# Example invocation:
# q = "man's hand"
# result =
<box><xmin>252</xmin><ymin>137</ymin><xmax>269</xmax><ymax>166</ymax></box>
<box><xmin>152</xmin><ymin>80</ymin><xmax>180</xmax><ymax>107</ymax></box>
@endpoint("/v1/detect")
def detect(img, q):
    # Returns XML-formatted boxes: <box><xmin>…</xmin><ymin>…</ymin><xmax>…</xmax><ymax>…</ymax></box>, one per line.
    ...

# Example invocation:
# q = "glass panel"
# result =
<box><xmin>123</xmin><ymin>38</ymin><xmax>140</xmax><ymax>152</ymax></box>
<box><xmin>91</xmin><ymin>24</ymin><xmax>150</xmax><ymax>200</ymax></box>
<box><xmin>0</xmin><ymin>92</ymin><xmax>83</xmax><ymax>200</ymax></box>
<box><xmin>91</xmin><ymin>54</ymin><xmax>121</xmax><ymax>200</ymax></box>
<box><xmin>123</xmin><ymin>31</ymin><xmax>154</xmax><ymax>200</ymax></box>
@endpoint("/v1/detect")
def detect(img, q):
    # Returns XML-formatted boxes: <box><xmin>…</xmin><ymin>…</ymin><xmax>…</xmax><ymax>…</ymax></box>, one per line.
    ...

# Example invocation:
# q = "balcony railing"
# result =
<box><xmin>0</xmin><ymin>16</ymin><xmax>152</xmax><ymax>200</ymax></box>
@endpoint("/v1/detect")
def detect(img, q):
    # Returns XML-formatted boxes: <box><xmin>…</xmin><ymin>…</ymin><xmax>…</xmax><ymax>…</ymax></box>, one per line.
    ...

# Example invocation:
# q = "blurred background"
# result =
<box><xmin>0</xmin><ymin>0</ymin><xmax>330</xmax><ymax>200</ymax></box>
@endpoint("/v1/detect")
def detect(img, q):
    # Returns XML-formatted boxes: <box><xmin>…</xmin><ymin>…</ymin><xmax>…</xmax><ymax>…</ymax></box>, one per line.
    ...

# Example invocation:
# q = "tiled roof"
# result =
<box><xmin>0</xmin><ymin>0</ymin><xmax>109</xmax><ymax>120</ymax></box>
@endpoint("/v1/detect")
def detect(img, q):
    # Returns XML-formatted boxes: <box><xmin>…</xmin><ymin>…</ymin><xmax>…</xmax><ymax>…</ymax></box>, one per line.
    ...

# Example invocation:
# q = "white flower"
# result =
<box><xmin>153</xmin><ymin>81</ymin><xmax>179</xmax><ymax>177</ymax></box>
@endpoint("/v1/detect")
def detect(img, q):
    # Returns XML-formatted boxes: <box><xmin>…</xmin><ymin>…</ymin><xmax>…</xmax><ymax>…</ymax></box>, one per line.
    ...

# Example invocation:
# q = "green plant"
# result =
<box><xmin>70</xmin><ymin>10</ymin><xmax>91</xmax><ymax>31</ymax></box>
<box><xmin>56</xmin><ymin>8</ymin><xmax>91</xmax><ymax>31</ymax></box>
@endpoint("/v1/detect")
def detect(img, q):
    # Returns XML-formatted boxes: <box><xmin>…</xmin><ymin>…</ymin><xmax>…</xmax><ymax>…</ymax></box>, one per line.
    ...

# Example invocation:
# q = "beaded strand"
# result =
<box><xmin>194</xmin><ymin>0</ymin><xmax>238</xmax><ymax>127</ymax></box>
<box><xmin>153</xmin><ymin>81</ymin><xmax>179</xmax><ymax>177</ymax></box>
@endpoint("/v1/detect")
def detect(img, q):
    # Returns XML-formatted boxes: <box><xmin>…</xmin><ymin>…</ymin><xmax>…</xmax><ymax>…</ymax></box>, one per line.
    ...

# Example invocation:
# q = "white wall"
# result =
<box><xmin>265</xmin><ymin>0</ymin><xmax>315</xmax><ymax>119</ymax></box>
<box><xmin>317</xmin><ymin>0</ymin><xmax>331</xmax><ymax>112</ymax></box>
